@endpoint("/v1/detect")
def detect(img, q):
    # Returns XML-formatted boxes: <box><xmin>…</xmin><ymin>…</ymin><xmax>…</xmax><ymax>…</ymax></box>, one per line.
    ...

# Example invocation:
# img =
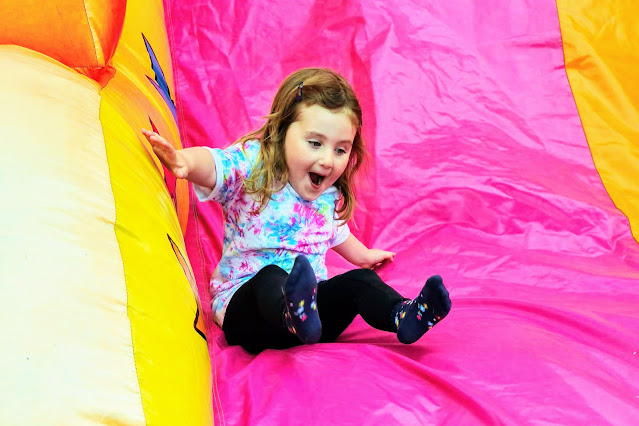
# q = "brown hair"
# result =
<box><xmin>237</xmin><ymin>67</ymin><xmax>367</xmax><ymax>222</ymax></box>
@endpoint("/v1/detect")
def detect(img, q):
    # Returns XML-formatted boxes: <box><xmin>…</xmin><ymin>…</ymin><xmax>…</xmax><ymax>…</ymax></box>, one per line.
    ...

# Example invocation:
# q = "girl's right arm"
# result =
<box><xmin>142</xmin><ymin>129</ymin><xmax>217</xmax><ymax>190</ymax></box>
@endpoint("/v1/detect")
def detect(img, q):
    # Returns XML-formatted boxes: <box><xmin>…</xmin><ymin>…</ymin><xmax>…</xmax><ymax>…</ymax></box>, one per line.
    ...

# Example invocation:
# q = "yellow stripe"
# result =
<box><xmin>101</xmin><ymin>0</ymin><xmax>213</xmax><ymax>419</ymax></box>
<box><xmin>557</xmin><ymin>0</ymin><xmax>639</xmax><ymax>241</ymax></box>
<box><xmin>100</xmin><ymin>67</ymin><xmax>212</xmax><ymax>426</ymax></box>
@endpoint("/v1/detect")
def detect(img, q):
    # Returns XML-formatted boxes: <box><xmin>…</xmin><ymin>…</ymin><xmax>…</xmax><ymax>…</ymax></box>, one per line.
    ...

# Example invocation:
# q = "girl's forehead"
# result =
<box><xmin>296</xmin><ymin>104</ymin><xmax>358</xmax><ymax>127</ymax></box>
<box><xmin>294</xmin><ymin>104</ymin><xmax>357</xmax><ymax>141</ymax></box>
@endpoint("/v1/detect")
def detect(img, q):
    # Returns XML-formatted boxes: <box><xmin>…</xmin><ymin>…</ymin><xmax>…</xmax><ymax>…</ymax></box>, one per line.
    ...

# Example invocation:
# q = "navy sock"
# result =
<box><xmin>395</xmin><ymin>275</ymin><xmax>451</xmax><ymax>344</ymax></box>
<box><xmin>282</xmin><ymin>255</ymin><xmax>322</xmax><ymax>344</ymax></box>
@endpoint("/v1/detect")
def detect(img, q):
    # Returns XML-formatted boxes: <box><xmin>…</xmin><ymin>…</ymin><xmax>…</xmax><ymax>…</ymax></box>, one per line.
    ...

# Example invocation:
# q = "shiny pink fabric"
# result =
<box><xmin>165</xmin><ymin>1</ymin><xmax>639</xmax><ymax>424</ymax></box>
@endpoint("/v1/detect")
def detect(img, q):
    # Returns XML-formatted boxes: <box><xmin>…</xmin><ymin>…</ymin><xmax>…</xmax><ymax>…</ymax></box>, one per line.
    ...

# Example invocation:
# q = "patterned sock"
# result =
<box><xmin>395</xmin><ymin>275</ymin><xmax>451</xmax><ymax>344</ymax></box>
<box><xmin>282</xmin><ymin>255</ymin><xmax>322</xmax><ymax>344</ymax></box>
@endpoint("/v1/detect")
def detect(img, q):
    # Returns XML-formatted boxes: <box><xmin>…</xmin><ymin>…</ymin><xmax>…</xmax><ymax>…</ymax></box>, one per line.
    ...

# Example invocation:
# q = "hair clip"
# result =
<box><xmin>295</xmin><ymin>82</ymin><xmax>304</xmax><ymax>102</ymax></box>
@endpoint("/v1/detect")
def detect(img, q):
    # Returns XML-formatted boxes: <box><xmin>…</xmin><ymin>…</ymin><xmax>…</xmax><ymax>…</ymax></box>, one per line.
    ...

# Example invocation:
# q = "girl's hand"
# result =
<box><xmin>365</xmin><ymin>249</ymin><xmax>395</xmax><ymax>270</ymax></box>
<box><xmin>142</xmin><ymin>129</ymin><xmax>189</xmax><ymax>179</ymax></box>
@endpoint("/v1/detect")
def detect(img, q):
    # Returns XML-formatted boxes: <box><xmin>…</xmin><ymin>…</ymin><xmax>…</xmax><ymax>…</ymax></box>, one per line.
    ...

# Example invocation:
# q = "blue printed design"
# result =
<box><xmin>142</xmin><ymin>33</ymin><xmax>177</xmax><ymax>122</ymax></box>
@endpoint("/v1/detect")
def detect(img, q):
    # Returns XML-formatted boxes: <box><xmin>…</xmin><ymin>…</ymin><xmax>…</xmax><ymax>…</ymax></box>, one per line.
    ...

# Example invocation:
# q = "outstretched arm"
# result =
<box><xmin>332</xmin><ymin>234</ymin><xmax>395</xmax><ymax>269</ymax></box>
<box><xmin>142</xmin><ymin>129</ymin><xmax>217</xmax><ymax>190</ymax></box>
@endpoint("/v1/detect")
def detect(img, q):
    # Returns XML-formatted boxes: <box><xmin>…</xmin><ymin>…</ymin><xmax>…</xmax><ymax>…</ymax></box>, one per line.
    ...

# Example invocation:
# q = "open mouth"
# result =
<box><xmin>309</xmin><ymin>172</ymin><xmax>324</xmax><ymax>187</ymax></box>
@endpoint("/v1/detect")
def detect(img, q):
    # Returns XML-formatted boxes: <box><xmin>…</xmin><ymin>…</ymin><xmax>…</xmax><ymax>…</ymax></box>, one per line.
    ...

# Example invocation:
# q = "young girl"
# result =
<box><xmin>142</xmin><ymin>68</ymin><xmax>451</xmax><ymax>354</ymax></box>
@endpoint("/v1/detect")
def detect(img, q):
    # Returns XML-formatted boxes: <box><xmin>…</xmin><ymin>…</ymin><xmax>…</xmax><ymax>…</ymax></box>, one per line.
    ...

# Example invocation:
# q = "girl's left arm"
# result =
<box><xmin>332</xmin><ymin>234</ymin><xmax>395</xmax><ymax>269</ymax></box>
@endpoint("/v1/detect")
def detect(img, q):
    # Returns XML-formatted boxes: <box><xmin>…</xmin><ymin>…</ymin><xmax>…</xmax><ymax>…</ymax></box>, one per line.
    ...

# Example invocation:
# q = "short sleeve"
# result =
<box><xmin>193</xmin><ymin>141</ymin><xmax>259</xmax><ymax>206</ymax></box>
<box><xmin>329</xmin><ymin>221</ymin><xmax>350</xmax><ymax>247</ymax></box>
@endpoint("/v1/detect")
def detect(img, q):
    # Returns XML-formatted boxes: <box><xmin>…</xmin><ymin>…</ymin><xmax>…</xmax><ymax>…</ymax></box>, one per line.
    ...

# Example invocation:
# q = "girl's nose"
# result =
<box><xmin>318</xmin><ymin>151</ymin><xmax>333</xmax><ymax>168</ymax></box>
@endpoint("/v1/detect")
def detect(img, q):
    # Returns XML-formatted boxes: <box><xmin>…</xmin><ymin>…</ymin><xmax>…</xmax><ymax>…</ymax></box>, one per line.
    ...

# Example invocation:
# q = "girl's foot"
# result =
<box><xmin>395</xmin><ymin>275</ymin><xmax>451</xmax><ymax>344</ymax></box>
<box><xmin>283</xmin><ymin>255</ymin><xmax>322</xmax><ymax>344</ymax></box>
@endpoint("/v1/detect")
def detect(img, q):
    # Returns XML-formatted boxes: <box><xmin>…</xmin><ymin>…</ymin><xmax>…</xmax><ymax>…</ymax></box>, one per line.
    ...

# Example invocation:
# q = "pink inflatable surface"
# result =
<box><xmin>165</xmin><ymin>1</ymin><xmax>639</xmax><ymax>424</ymax></box>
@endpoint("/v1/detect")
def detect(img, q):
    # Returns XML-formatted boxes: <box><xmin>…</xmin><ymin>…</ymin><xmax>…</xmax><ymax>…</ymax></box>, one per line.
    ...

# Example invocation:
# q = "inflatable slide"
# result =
<box><xmin>167</xmin><ymin>0</ymin><xmax>639</xmax><ymax>424</ymax></box>
<box><xmin>1</xmin><ymin>0</ymin><xmax>638</xmax><ymax>424</ymax></box>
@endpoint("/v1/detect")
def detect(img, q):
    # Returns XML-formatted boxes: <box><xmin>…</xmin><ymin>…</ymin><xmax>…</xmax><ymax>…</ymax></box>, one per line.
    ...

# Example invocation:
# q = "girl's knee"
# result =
<box><xmin>344</xmin><ymin>268</ymin><xmax>380</xmax><ymax>282</ymax></box>
<box><xmin>255</xmin><ymin>264</ymin><xmax>288</xmax><ymax>279</ymax></box>
<box><xmin>262</xmin><ymin>264</ymin><xmax>287</xmax><ymax>273</ymax></box>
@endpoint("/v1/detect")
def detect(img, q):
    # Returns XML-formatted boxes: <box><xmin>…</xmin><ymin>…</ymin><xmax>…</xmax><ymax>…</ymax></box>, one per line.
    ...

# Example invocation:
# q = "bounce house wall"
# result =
<box><xmin>0</xmin><ymin>45</ymin><xmax>146</xmax><ymax>425</ymax></box>
<box><xmin>0</xmin><ymin>0</ymin><xmax>212</xmax><ymax>424</ymax></box>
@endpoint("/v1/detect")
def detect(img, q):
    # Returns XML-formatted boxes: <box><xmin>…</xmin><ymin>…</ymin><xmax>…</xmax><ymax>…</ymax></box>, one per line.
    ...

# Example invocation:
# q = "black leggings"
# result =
<box><xmin>222</xmin><ymin>266</ymin><xmax>405</xmax><ymax>353</ymax></box>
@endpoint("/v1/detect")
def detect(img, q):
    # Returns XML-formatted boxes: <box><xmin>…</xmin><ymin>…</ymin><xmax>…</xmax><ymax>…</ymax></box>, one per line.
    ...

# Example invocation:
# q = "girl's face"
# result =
<box><xmin>284</xmin><ymin>104</ymin><xmax>356</xmax><ymax>201</ymax></box>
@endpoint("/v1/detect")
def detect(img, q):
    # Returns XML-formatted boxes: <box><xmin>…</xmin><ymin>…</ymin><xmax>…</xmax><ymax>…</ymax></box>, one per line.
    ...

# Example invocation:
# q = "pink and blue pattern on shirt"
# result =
<box><xmin>194</xmin><ymin>140</ymin><xmax>350</xmax><ymax>326</ymax></box>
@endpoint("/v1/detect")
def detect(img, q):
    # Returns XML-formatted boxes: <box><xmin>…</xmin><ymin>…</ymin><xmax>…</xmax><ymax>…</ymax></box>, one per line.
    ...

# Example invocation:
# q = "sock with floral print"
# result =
<box><xmin>282</xmin><ymin>255</ymin><xmax>322</xmax><ymax>344</ymax></box>
<box><xmin>394</xmin><ymin>275</ymin><xmax>451</xmax><ymax>344</ymax></box>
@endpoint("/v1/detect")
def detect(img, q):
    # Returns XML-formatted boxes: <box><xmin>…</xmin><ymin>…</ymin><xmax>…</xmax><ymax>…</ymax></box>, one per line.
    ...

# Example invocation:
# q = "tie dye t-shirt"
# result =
<box><xmin>194</xmin><ymin>140</ymin><xmax>350</xmax><ymax>326</ymax></box>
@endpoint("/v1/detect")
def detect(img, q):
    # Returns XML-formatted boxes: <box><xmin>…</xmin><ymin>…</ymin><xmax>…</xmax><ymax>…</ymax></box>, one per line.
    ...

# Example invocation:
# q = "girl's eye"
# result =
<box><xmin>336</xmin><ymin>148</ymin><xmax>348</xmax><ymax>155</ymax></box>
<box><xmin>308</xmin><ymin>140</ymin><xmax>321</xmax><ymax>147</ymax></box>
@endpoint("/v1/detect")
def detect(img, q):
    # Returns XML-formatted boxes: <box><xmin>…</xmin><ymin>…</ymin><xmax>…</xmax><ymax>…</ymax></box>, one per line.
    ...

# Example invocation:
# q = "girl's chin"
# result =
<box><xmin>289</xmin><ymin>181</ymin><xmax>320</xmax><ymax>201</ymax></box>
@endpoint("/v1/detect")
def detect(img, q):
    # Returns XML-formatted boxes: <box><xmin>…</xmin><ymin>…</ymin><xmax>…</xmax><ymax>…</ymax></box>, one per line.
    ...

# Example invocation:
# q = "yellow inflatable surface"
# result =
<box><xmin>558</xmin><ymin>0</ymin><xmax>639</xmax><ymax>241</ymax></box>
<box><xmin>0</xmin><ymin>0</ymin><xmax>212</xmax><ymax>424</ymax></box>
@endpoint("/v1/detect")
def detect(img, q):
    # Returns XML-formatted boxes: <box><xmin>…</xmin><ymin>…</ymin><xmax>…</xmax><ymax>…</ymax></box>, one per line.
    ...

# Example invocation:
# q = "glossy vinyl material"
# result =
<box><xmin>165</xmin><ymin>0</ymin><xmax>639</xmax><ymax>424</ymax></box>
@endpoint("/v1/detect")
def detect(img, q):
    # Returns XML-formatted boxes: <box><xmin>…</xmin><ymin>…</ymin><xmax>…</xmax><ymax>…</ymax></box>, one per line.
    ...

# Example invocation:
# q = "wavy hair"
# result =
<box><xmin>236</xmin><ymin>68</ymin><xmax>367</xmax><ymax>222</ymax></box>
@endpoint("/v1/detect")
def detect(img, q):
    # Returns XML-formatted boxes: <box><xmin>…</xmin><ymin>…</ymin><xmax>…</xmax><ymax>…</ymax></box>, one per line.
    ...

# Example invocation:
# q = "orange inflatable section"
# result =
<box><xmin>0</xmin><ymin>0</ymin><xmax>126</xmax><ymax>84</ymax></box>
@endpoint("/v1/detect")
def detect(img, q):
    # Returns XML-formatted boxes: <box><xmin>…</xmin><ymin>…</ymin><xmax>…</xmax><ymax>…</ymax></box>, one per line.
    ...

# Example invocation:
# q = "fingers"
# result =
<box><xmin>141</xmin><ymin>129</ymin><xmax>183</xmax><ymax>177</ymax></box>
<box><xmin>381</xmin><ymin>250</ymin><xmax>395</xmax><ymax>262</ymax></box>
<box><xmin>142</xmin><ymin>129</ymin><xmax>177</xmax><ymax>160</ymax></box>
<box><xmin>370</xmin><ymin>250</ymin><xmax>396</xmax><ymax>270</ymax></box>
<box><xmin>141</xmin><ymin>128</ymin><xmax>161</xmax><ymax>143</ymax></box>
<box><xmin>142</xmin><ymin>128</ymin><xmax>171</xmax><ymax>149</ymax></box>
<box><xmin>371</xmin><ymin>259</ymin><xmax>390</xmax><ymax>270</ymax></box>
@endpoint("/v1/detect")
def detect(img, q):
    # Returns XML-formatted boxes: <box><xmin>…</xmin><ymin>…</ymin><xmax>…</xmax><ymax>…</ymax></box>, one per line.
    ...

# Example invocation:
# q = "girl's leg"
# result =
<box><xmin>395</xmin><ymin>275</ymin><xmax>451</xmax><ymax>344</ymax></box>
<box><xmin>317</xmin><ymin>269</ymin><xmax>404</xmax><ymax>342</ymax></box>
<box><xmin>317</xmin><ymin>269</ymin><xmax>451</xmax><ymax>344</ymax></box>
<box><xmin>222</xmin><ymin>257</ymin><xmax>322</xmax><ymax>353</ymax></box>
<box><xmin>222</xmin><ymin>265</ymin><xmax>300</xmax><ymax>354</ymax></box>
